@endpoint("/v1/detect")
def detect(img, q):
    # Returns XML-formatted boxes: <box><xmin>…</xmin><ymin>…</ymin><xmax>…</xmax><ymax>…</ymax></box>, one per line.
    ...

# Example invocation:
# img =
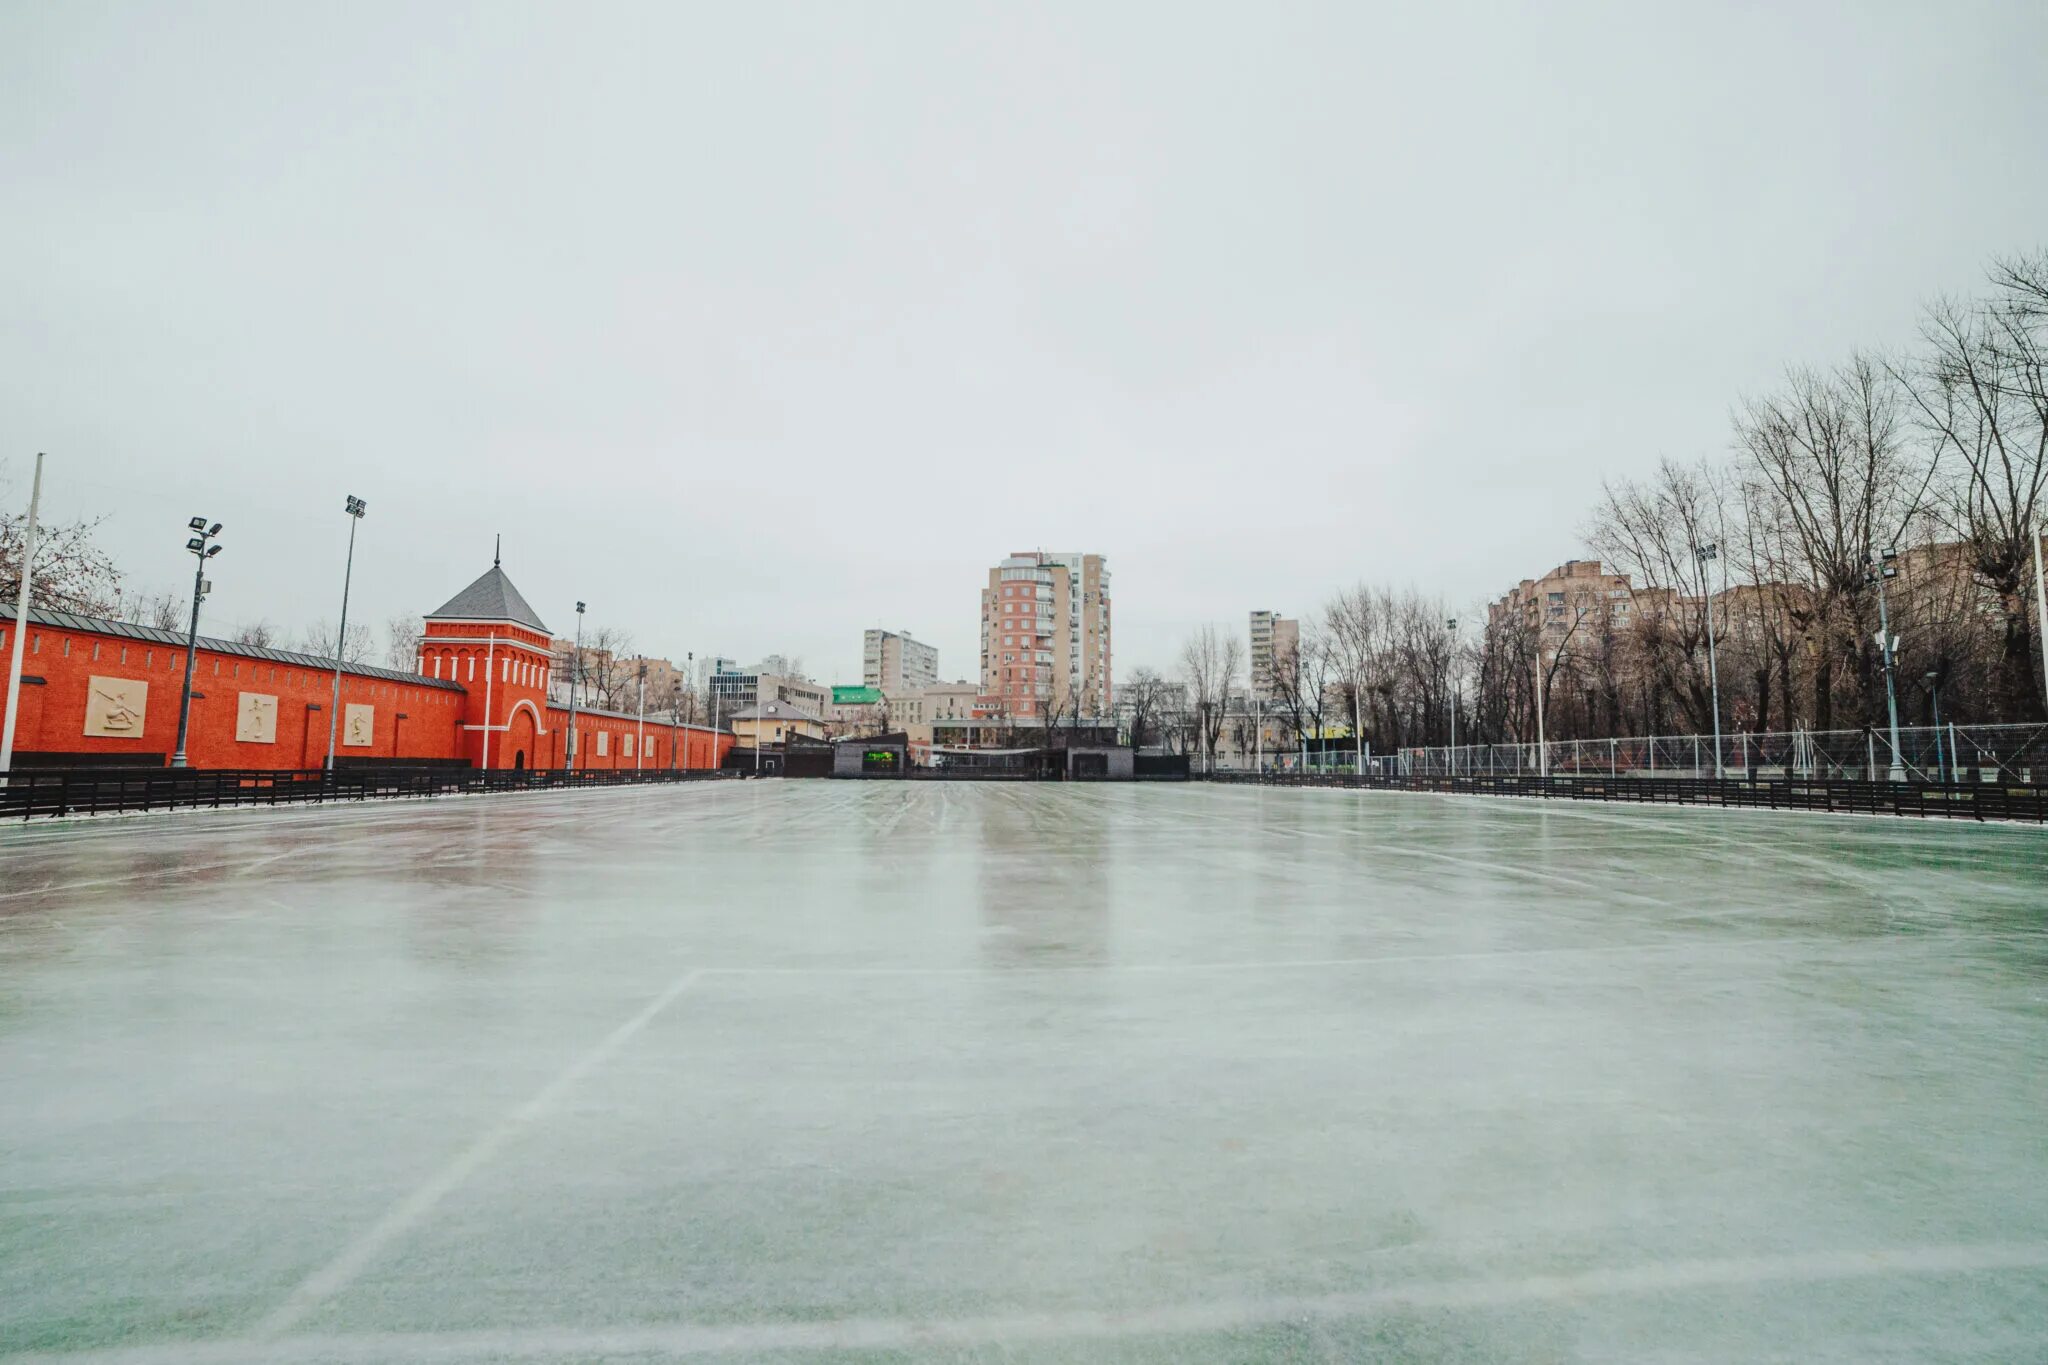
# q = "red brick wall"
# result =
<box><xmin>0</xmin><ymin>616</ymin><xmax>464</xmax><ymax>768</ymax></box>
<box><xmin>542</xmin><ymin>707</ymin><xmax>734</xmax><ymax>772</ymax></box>
<box><xmin>2</xmin><ymin>612</ymin><xmax>736</xmax><ymax>773</ymax></box>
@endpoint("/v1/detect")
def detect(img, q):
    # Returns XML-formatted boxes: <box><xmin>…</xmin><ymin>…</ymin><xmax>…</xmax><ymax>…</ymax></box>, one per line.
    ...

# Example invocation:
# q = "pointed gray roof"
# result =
<box><xmin>427</xmin><ymin>564</ymin><xmax>549</xmax><ymax>633</ymax></box>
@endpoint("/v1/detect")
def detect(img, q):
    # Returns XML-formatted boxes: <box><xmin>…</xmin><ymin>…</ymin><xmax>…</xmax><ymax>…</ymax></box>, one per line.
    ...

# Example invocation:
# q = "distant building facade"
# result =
<box><xmin>730</xmin><ymin>698</ymin><xmax>826</xmax><ymax>746</ymax></box>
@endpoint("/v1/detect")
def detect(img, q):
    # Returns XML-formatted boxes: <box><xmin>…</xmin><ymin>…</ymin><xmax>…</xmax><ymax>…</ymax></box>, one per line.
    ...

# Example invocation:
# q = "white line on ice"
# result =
<box><xmin>249</xmin><ymin>966</ymin><xmax>707</xmax><ymax>1340</ymax></box>
<box><xmin>19</xmin><ymin>1241</ymin><xmax>2048</xmax><ymax>1364</ymax></box>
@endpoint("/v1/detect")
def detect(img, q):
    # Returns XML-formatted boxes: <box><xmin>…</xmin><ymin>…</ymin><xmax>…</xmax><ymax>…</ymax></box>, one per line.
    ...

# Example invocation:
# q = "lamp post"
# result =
<box><xmin>566</xmin><ymin>601</ymin><xmax>585</xmax><ymax>770</ymax></box>
<box><xmin>170</xmin><ymin>516</ymin><xmax>224</xmax><ymax>768</ymax></box>
<box><xmin>675</xmin><ymin>650</ymin><xmax>690</xmax><ymax>770</ymax></box>
<box><xmin>1866</xmin><ymin>550</ymin><xmax>1905</xmax><ymax>781</ymax></box>
<box><xmin>1694</xmin><ymin>542</ymin><xmax>1725</xmax><ymax>778</ymax></box>
<box><xmin>635</xmin><ymin>661</ymin><xmax>647</xmax><ymax>770</ymax></box>
<box><xmin>1924</xmin><ymin>670</ymin><xmax>1945</xmax><ymax>783</ymax></box>
<box><xmin>2034</xmin><ymin>522</ymin><xmax>2048</xmax><ymax>711</ymax></box>
<box><xmin>1</xmin><ymin>452</ymin><xmax>45</xmax><ymax>778</ymax></box>
<box><xmin>1446</xmin><ymin>616</ymin><xmax>1459</xmax><ymax>776</ymax></box>
<box><xmin>1536</xmin><ymin>646</ymin><xmax>1567</xmax><ymax>779</ymax></box>
<box><xmin>323</xmin><ymin>495</ymin><xmax>366</xmax><ymax>773</ymax></box>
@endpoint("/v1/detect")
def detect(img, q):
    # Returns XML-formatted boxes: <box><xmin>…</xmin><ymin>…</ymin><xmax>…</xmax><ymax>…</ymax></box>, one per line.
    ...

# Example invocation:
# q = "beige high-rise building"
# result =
<box><xmin>862</xmin><ymin>629</ymin><xmax>938</xmax><ymax>694</ymax></box>
<box><xmin>1249</xmin><ymin>610</ymin><xmax>1299</xmax><ymax>700</ymax></box>
<box><xmin>979</xmin><ymin>552</ymin><xmax>1113</xmax><ymax>719</ymax></box>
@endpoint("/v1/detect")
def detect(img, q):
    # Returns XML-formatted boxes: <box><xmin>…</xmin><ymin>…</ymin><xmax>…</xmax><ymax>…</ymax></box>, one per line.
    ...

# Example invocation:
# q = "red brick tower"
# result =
<box><xmin>420</xmin><ymin>551</ymin><xmax>554</xmax><ymax>769</ymax></box>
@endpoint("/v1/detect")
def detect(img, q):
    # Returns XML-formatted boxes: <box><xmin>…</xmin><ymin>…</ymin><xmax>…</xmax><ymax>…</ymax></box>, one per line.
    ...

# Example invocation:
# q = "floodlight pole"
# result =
<box><xmin>324</xmin><ymin>495</ymin><xmax>366</xmax><ymax>772</ymax></box>
<box><xmin>171</xmin><ymin>517</ymin><xmax>224</xmax><ymax>768</ymax></box>
<box><xmin>1925</xmin><ymin>671</ymin><xmax>1946</xmax><ymax>783</ymax></box>
<box><xmin>635</xmin><ymin>661</ymin><xmax>647</xmax><ymax>770</ymax></box>
<box><xmin>1</xmin><ymin>453</ymin><xmax>45</xmax><ymax>778</ymax></box>
<box><xmin>1534</xmin><ymin>646</ymin><xmax>1548</xmax><ymax>778</ymax></box>
<box><xmin>1446</xmin><ymin>617</ymin><xmax>1459</xmax><ymax>776</ymax></box>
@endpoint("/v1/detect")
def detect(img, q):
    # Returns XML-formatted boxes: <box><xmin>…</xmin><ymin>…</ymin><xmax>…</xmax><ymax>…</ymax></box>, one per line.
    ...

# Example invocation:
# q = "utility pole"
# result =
<box><xmin>1868</xmin><ymin>550</ymin><xmax>1905</xmax><ymax>781</ymax></box>
<box><xmin>171</xmin><ymin>517</ymin><xmax>224</xmax><ymax>768</ymax></box>
<box><xmin>324</xmin><ymin>496</ymin><xmax>366</xmax><ymax>772</ymax></box>
<box><xmin>1</xmin><ymin>453</ymin><xmax>45</xmax><ymax>778</ymax></box>
<box><xmin>1696</xmin><ymin>542</ymin><xmax>1724</xmax><ymax>778</ymax></box>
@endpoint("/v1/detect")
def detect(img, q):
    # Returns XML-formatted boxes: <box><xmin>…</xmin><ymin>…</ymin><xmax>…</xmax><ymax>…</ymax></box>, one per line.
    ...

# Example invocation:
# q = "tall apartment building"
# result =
<box><xmin>1248</xmin><ymin>610</ymin><xmax>1299</xmax><ymax>700</ymax></box>
<box><xmin>862</xmin><ymin>629</ymin><xmax>938</xmax><ymax>694</ymax></box>
<box><xmin>979</xmin><ymin>552</ymin><xmax>1113</xmax><ymax>719</ymax></box>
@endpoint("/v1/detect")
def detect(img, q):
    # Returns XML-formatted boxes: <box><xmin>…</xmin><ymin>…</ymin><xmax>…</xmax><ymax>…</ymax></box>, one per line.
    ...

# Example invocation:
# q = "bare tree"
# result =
<box><xmin>0</xmin><ymin>474</ymin><xmax>124</xmax><ymax>616</ymax></box>
<box><xmin>1178</xmin><ymin>625</ymin><xmax>1242</xmax><ymax>774</ymax></box>
<box><xmin>1586</xmin><ymin>457</ymin><xmax>1731</xmax><ymax>733</ymax></box>
<box><xmin>233</xmin><ymin>620</ymin><xmax>279</xmax><ymax>648</ymax></box>
<box><xmin>300</xmin><ymin>619</ymin><xmax>374</xmax><ymax>665</ymax></box>
<box><xmin>1735</xmin><ymin>355</ymin><xmax>1926</xmax><ymax>731</ymax></box>
<box><xmin>384</xmin><ymin>614</ymin><xmax>423</xmax><ymax>671</ymax></box>
<box><xmin>1120</xmin><ymin>666</ymin><xmax>1172</xmax><ymax>748</ymax></box>
<box><xmin>1898</xmin><ymin>259</ymin><xmax>2048</xmax><ymax>719</ymax></box>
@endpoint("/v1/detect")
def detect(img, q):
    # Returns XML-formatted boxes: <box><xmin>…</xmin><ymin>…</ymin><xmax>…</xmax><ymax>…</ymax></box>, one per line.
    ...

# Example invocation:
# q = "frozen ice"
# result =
<box><xmin>1</xmin><ymin>783</ymin><xmax>2045</xmax><ymax>1362</ymax></box>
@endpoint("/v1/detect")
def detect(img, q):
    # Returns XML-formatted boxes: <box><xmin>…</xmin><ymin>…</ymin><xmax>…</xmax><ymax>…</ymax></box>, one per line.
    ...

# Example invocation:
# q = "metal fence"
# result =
<box><xmin>0</xmin><ymin>765</ymin><xmax>741</xmax><ymax>822</ymax></box>
<box><xmin>1393</xmin><ymin>723</ymin><xmax>2048</xmax><ymax>786</ymax></box>
<box><xmin>1205</xmin><ymin>770</ymin><xmax>2048</xmax><ymax>823</ymax></box>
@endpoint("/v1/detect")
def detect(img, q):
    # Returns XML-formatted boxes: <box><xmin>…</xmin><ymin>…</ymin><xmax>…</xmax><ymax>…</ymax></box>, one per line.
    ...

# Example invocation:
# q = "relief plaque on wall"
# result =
<box><xmin>83</xmin><ymin>676</ymin><xmax>148</xmax><ymax>737</ymax></box>
<box><xmin>236</xmin><ymin>692</ymin><xmax>279</xmax><ymax>743</ymax></box>
<box><xmin>343</xmin><ymin>702</ymin><xmax>375</xmax><ymax>747</ymax></box>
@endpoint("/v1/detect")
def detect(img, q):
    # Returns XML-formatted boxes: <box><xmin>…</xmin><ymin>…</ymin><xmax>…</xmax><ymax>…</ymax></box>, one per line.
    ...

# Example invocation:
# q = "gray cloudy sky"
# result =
<box><xmin>5</xmin><ymin>1</ymin><xmax>2046</xmax><ymax>682</ymax></box>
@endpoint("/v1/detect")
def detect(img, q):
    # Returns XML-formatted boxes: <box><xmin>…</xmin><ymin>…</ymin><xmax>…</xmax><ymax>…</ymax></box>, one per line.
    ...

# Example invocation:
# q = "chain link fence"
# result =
<box><xmin>1394</xmin><ymin>723</ymin><xmax>2048</xmax><ymax>785</ymax></box>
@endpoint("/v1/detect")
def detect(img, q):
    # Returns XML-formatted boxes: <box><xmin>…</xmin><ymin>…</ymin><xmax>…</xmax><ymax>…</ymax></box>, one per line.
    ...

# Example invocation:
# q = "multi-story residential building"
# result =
<box><xmin>862</xmin><ymin>629</ymin><xmax>938</xmax><ymax>694</ymax></box>
<box><xmin>1488</xmin><ymin>560</ymin><xmax>1647</xmax><ymax>644</ymax></box>
<box><xmin>1249</xmin><ymin>610</ymin><xmax>1300</xmax><ymax>699</ymax></box>
<box><xmin>978</xmin><ymin>551</ymin><xmax>1113</xmax><ymax>719</ymax></box>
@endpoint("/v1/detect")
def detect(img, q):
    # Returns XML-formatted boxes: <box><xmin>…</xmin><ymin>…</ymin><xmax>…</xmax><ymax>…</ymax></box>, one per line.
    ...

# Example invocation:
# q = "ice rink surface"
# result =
<box><xmin>2</xmin><ymin>781</ymin><xmax>2045</xmax><ymax>1363</ymax></box>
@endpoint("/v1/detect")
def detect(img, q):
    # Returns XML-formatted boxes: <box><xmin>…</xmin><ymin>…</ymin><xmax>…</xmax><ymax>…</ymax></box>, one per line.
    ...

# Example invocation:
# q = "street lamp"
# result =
<box><xmin>323</xmin><ymin>496</ymin><xmax>366</xmax><ymax>773</ymax></box>
<box><xmin>566</xmin><ymin>601</ymin><xmax>585</xmax><ymax>770</ymax></box>
<box><xmin>171</xmin><ymin>516</ymin><xmax>224</xmax><ymax>768</ymax></box>
<box><xmin>1695</xmin><ymin>542</ymin><xmax>1724</xmax><ymax>779</ymax></box>
<box><xmin>635</xmin><ymin>660</ymin><xmax>648</xmax><ymax>771</ymax></box>
<box><xmin>1865</xmin><ymin>550</ymin><xmax>1905</xmax><ymax>781</ymax></box>
<box><xmin>1924</xmin><ymin>670</ymin><xmax>1946</xmax><ymax>783</ymax></box>
<box><xmin>1446</xmin><ymin>616</ymin><xmax>1459</xmax><ymax>776</ymax></box>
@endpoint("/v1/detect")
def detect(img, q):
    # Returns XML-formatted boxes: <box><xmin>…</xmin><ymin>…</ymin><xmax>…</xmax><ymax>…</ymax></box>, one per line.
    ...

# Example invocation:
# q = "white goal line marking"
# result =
<box><xmin>250</xmin><ymin>967</ymin><xmax>707</xmax><ymax>1340</ymax></box>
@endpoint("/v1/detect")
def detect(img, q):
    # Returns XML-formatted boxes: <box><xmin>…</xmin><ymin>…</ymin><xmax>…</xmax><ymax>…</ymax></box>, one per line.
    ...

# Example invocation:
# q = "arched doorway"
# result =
<box><xmin>503</xmin><ymin>704</ymin><xmax>538</xmax><ymax>772</ymax></box>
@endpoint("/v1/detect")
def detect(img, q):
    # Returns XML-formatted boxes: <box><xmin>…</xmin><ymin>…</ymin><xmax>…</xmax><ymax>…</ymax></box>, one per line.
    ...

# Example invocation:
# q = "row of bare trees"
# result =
<box><xmin>1560</xmin><ymin>251</ymin><xmax>2047</xmax><ymax>739</ymax></box>
<box><xmin>1159</xmin><ymin>249</ymin><xmax>2047</xmax><ymax>759</ymax></box>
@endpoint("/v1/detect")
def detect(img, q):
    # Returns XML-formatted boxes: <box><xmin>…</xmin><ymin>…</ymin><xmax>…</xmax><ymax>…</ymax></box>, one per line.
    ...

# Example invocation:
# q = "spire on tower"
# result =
<box><xmin>494</xmin><ymin>534</ymin><xmax>501</xmax><ymax>567</ymax></box>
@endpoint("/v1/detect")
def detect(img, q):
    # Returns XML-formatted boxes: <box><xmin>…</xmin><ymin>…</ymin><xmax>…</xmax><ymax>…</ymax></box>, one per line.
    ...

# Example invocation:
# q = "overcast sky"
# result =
<box><xmin>4</xmin><ymin>1</ymin><xmax>2046</xmax><ymax>683</ymax></box>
